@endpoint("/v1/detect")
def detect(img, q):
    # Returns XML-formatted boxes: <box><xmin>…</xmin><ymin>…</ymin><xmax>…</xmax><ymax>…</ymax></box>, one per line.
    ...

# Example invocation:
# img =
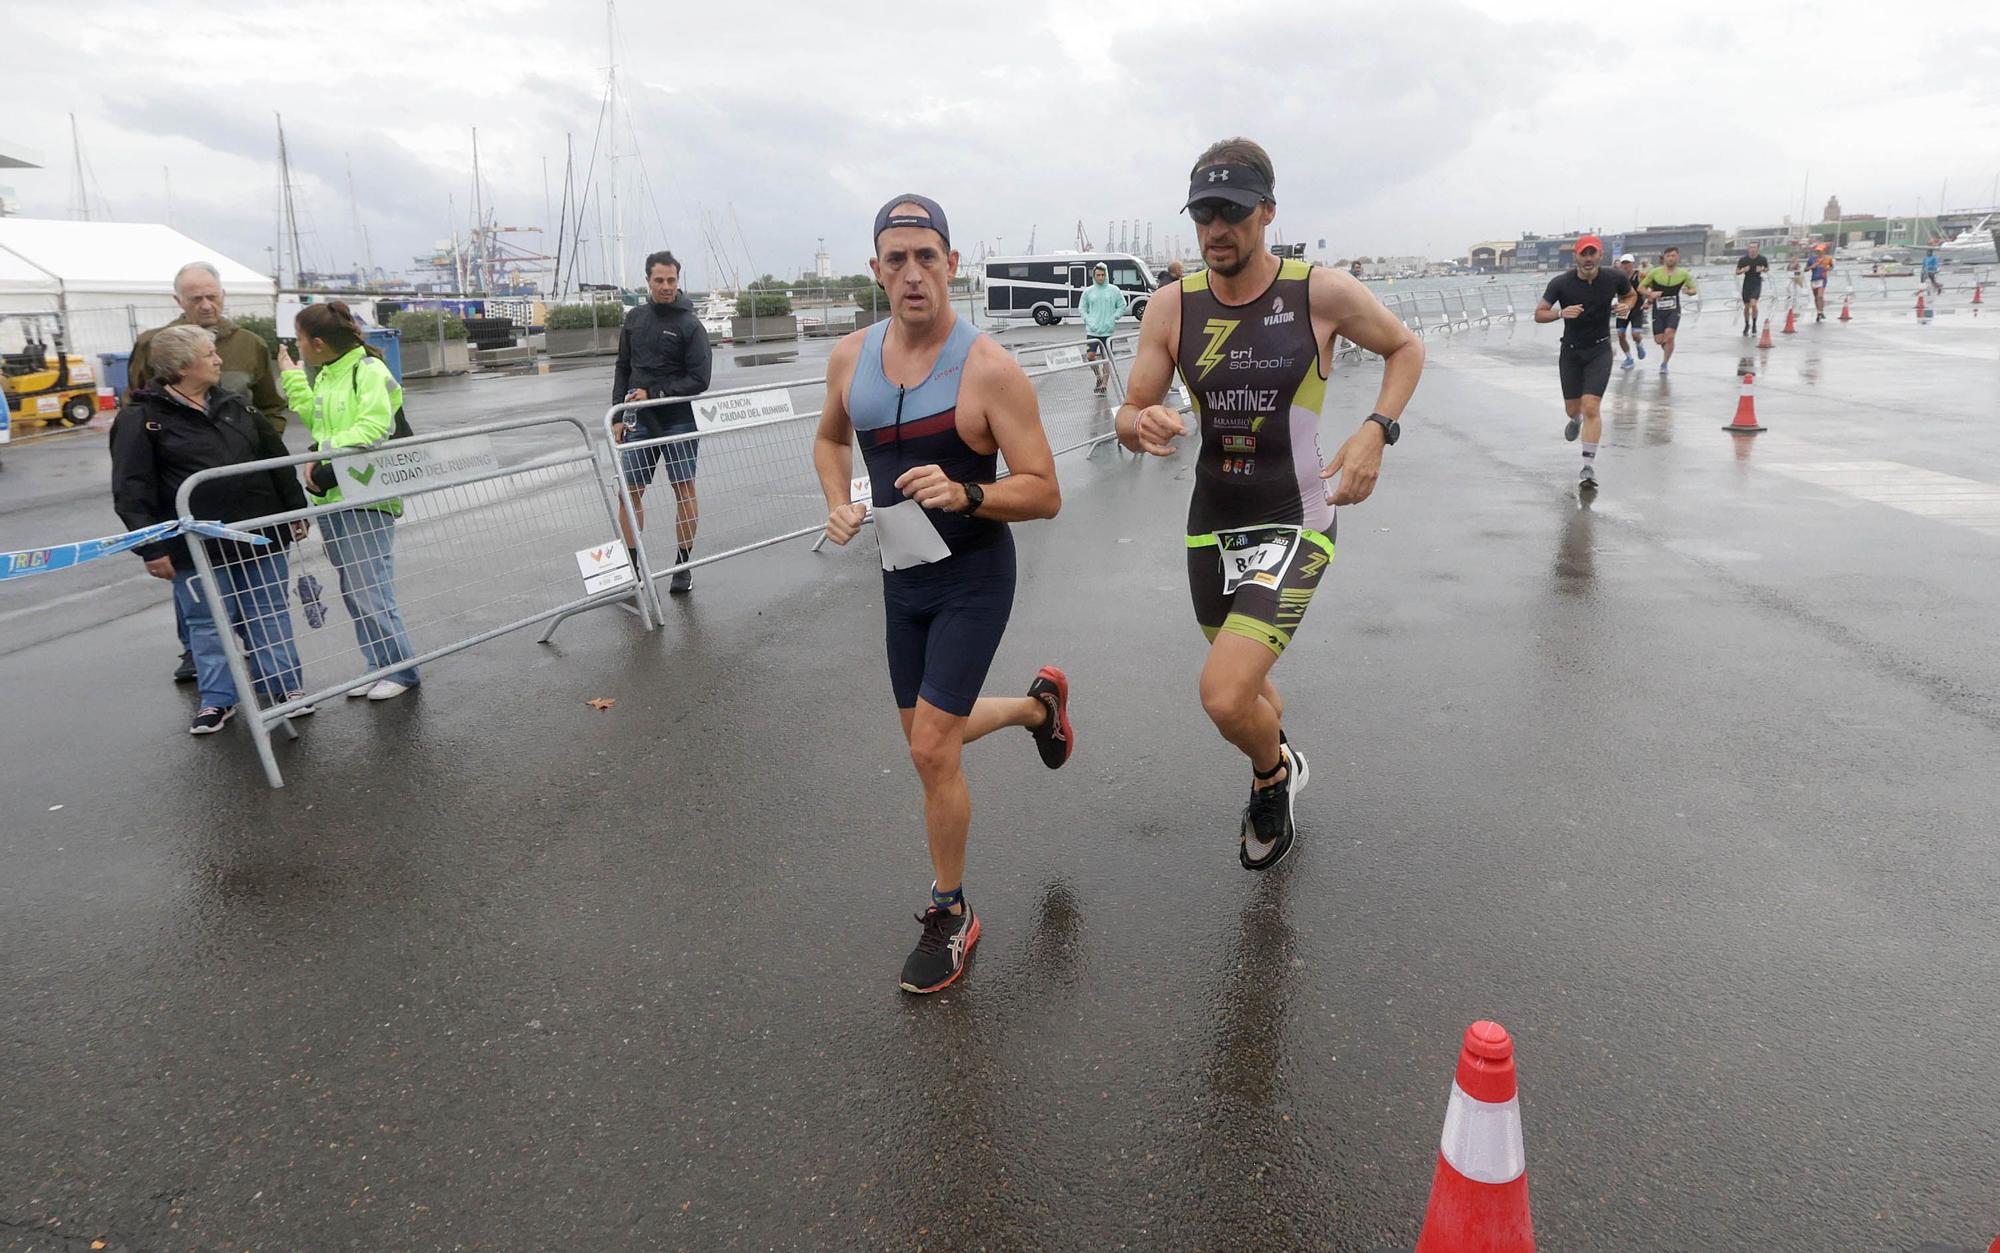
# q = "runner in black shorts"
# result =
<box><xmin>1117</xmin><ymin>137</ymin><xmax>1424</xmax><ymax>872</ymax></box>
<box><xmin>1614</xmin><ymin>252</ymin><xmax>1649</xmax><ymax>369</ymax></box>
<box><xmin>1735</xmin><ymin>241</ymin><xmax>1769</xmax><ymax>336</ymax></box>
<box><xmin>815</xmin><ymin>194</ymin><xmax>1073</xmax><ymax>995</ymax></box>
<box><xmin>1640</xmin><ymin>246</ymin><xmax>1696</xmax><ymax>373</ymax></box>
<box><xmin>1535</xmin><ymin>234</ymin><xmax>1634</xmax><ymax>492</ymax></box>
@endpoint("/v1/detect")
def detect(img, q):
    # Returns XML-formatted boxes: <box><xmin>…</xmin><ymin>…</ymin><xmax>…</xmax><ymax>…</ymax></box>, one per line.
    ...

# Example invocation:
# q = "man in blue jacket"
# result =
<box><xmin>614</xmin><ymin>251</ymin><xmax>713</xmax><ymax>593</ymax></box>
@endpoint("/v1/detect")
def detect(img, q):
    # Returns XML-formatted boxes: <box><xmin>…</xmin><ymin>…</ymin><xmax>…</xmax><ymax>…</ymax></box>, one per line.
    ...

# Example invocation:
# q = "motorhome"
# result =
<box><xmin>982</xmin><ymin>252</ymin><xmax>1156</xmax><ymax>325</ymax></box>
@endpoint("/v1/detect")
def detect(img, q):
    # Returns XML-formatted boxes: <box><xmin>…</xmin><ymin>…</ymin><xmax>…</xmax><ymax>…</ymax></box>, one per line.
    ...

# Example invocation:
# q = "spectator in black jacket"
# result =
<box><xmin>110</xmin><ymin>324</ymin><xmax>313</xmax><ymax>735</ymax></box>
<box><xmin>613</xmin><ymin>250</ymin><xmax>713</xmax><ymax>593</ymax></box>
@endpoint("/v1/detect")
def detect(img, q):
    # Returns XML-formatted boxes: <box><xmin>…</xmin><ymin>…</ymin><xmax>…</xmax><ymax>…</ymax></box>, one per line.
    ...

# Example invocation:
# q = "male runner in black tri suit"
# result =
<box><xmin>1736</xmin><ymin>241</ymin><xmax>1770</xmax><ymax>336</ymax></box>
<box><xmin>1117</xmin><ymin>138</ymin><xmax>1424</xmax><ymax>870</ymax></box>
<box><xmin>1535</xmin><ymin>235</ymin><xmax>1635</xmax><ymax>493</ymax></box>
<box><xmin>814</xmin><ymin>195</ymin><xmax>1073</xmax><ymax>994</ymax></box>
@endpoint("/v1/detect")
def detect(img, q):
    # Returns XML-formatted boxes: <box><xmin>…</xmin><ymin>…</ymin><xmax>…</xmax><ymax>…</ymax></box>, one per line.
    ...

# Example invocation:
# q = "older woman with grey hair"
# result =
<box><xmin>110</xmin><ymin>324</ymin><xmax>314</xmax><ymax>735</ymax></box>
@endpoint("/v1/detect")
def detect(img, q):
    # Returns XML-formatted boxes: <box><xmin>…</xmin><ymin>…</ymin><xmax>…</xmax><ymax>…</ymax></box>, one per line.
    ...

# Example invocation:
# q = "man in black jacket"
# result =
<box><xmin>614</xmin><ymin>251</ymin><xmax>713</xmax><ymax>593</ymax></box>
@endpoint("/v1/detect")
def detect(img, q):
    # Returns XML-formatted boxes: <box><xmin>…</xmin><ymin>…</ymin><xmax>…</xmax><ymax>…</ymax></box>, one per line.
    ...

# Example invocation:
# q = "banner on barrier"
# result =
<box><xmin>331</xmin><ymin>435</ymin><xmax>501</xmax><ymax>504</ymax></box>
<box><xmin>1042</xmin><ymin>346</ymin><xmax>1085</xmax><ymax>369</ymax></box>
<box><xmin>694</xmin><ymin>389</ymin><xmax>795</xmax><ymax>433</ymax></box>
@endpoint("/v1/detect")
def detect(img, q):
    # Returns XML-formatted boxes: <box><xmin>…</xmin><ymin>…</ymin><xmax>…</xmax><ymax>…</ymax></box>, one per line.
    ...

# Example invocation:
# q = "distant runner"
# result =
<box><xmin>1535</xmin><ymin>234</ymin><xmax>1634</xmax><ymax>492</ymax></box>
<box><xmin>1923</xmin><ymin>248</ymin><xmax>1943</xmax><ymax>296</ymax></box>
<box><xmin>1116</xmin><ymin>137</ymin><xmax>1424</xmax><ymax>871</ymax></box>
<box><xmin>1080</xmin><ymin>260</ymin><xmax>1123</xmax><ymax>395</ymax></box>
<box><xmin>1807</xmin><ymin>244</ymin><xmax>1834</xmax><ymax>321</ymax></box>
<box><xmin>1736</xmin><ymin>241</ymin><xmax>1770</xmax><ymax>336</ymax></box>
<box><xmin>1614</xmin><ymin>252</ymin><xmax>1650</xmax><ymax>369</ymax></box>
<box><xmin>1641</xmin><ymin>246</ymin><xmax>1696</xmax><ymax>373</ymax></box>
<box><xmin>814</xmin><ymin>194</ymin><xmax>1073</xmax><ymax>995</ymax></box>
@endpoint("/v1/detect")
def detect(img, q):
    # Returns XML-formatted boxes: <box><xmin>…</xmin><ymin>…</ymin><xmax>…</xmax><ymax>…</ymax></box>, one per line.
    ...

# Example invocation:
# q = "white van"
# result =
<box><xmin>982</xmin><ymin>252</ymin><xmax>1157</xmax><ymax>326</ymax></box>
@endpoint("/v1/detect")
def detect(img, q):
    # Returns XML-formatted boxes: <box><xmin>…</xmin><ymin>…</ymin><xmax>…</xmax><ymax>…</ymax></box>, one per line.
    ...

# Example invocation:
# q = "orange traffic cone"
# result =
<box><xmin>1415</xmin><ymin>1022</ymin><xmax>1534</xmax><ymax>1253</ymax></box>
<box><xmin>1757</xmin><ymin>317</ymin><xmax>1774</xmax><ymax>348</ymax></box>
<box><xmin>1724</xmin><ymin>370</ymin><xmax>1766</xmax><ymax>434</ymax></box>
<box><xmin>1916</xmin><ymin>291</ymin><xmax>1926</xmax><ymax>319</ymax></box>
<box><xmin>1973</xmin><ymin>283</ymin><xmax>1984</xmax><ymax>305</ymax></box>
<box><xmin>1781</xmin><ymin>306</ymin><xmax>1797</xmax><ymax>334</ymax></box>
<box><xmin>1838</xmin><ymin>297</ymin><xmax>1851</xmax><ymax>322</ymax></box>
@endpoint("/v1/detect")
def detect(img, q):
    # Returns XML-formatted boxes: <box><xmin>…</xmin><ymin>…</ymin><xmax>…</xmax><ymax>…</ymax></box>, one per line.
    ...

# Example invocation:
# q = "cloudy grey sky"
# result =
<box><xmin>5</xmin><ymin>0</ymin><xmax>1998</xmax><ymax>287</ymax></box>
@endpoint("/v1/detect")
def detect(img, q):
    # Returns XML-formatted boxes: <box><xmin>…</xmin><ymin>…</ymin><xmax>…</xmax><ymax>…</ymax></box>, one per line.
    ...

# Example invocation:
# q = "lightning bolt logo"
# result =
<box><xmin>1195</xmin><ymin>318</ymin><xmax>1239</xmax><ymax>380</ymax></box>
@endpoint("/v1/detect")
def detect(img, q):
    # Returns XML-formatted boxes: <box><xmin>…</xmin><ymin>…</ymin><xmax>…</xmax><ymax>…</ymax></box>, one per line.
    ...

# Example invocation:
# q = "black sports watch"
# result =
<box><xmin>1363</xmin><ymin>413</ymin><xmax>1401</xmax><ymax>445</ymax></box>
<box><xmin>959</xmin><ymin>481</ymin><xmax>986</xmax><ymax>514</ymax></box>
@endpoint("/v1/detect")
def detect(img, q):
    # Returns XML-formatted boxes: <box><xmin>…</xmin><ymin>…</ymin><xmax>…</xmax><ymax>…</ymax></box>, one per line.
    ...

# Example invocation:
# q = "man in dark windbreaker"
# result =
<box><xmin>613</xmin><ymin>250</ymin><xmax>713</xmax><ymax>594</ymax></box>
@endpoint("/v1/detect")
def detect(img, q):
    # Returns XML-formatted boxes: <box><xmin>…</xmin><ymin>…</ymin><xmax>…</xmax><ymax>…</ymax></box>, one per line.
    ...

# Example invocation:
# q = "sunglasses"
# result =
<box><xmin>1187</xmin><ymin>199</ymin><xmax>1259</xmax><ymax>226</ymax></box>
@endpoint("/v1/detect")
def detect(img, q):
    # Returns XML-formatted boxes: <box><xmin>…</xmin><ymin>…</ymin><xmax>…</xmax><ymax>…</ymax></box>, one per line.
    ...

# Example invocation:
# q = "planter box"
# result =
<box><xmin>731</xmin><ymin>313</ymin><xmax>797</xmax><ymax>344</ymax></box>
<box><xmin>403</xmin><ymin>339</ymin><xmax>471</xmax><ymax>378</ymax></box>
<box><xmin>545</xmin><ymin>326</ymin><xmax>620</xmax><ymax>356</ymax></box>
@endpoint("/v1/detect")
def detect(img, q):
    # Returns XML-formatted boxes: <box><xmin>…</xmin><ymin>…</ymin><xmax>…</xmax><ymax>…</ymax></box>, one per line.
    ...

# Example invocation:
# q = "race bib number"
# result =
<box><xmin>1216</xmin><ymin>526</ymin><xmax>1300</xmax><ymax>595</ymax></box>
<box><xmin>1655</xmin><ymin>293</ymin><xmax>1678</xmax><ymax>311</ymax></box>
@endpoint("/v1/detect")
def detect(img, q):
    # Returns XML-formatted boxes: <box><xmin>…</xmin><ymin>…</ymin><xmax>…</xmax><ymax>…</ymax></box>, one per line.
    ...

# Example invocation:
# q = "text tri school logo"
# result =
<box><xmin>1196</xmin><ymin>318</ymin><xmax>1240</xmax><ymax>380</ymax></box>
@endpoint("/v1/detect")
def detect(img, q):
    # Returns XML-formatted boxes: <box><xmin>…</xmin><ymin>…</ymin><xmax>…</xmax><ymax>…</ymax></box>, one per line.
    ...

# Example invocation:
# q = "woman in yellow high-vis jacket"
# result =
<box><xmin>278</xmin><ymin>301</ymin><xmax>420</xmax><ymax>700</ymax></box>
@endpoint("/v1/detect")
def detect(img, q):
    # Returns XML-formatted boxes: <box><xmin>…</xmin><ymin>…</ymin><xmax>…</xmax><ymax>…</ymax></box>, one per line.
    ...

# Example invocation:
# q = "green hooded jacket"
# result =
<box><xmin>279</xmin><ymin>346</ymin><xmax>403</xmax><ymax>514</ymax></box>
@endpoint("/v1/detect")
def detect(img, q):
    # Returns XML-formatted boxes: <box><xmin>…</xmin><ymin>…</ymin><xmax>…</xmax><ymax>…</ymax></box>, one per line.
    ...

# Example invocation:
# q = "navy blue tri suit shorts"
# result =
<box><xmin>882</xmin><ymin>532</ymin><xmax>1015</xmax><ymax>717</ymax></box>
<box><xmin>620</xmin><ymin>407</ymin><xmax>700</xmax><ymax>489</ymax></box>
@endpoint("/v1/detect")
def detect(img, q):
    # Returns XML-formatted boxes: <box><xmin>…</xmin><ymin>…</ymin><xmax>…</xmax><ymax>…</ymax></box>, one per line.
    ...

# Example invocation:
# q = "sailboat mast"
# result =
<box><xmin>276</xmin><ymin>114</ymin><xmax>305</xmax><ymax>287</ymax></box>
<box><xmin>606</xmin><ymin>1</ymin><xmax>625</xmax><ymax>288</ymax></box>
<box><xmin>69</xmin><ymin>114</ymin><xmax>89</xmax><ymax>221</ymax></box>
<box><xmin>471</xmin><ymin>127</ymin><xmax>487</xmax><ymax>292</ymax></box>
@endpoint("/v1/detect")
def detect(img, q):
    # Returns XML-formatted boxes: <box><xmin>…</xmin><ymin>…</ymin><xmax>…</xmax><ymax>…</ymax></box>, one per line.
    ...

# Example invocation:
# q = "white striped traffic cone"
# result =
<box><xmin>1415</xmin><ymin>1020</ymin><xmax>1534</xmax><ymax>1253</ymax></box>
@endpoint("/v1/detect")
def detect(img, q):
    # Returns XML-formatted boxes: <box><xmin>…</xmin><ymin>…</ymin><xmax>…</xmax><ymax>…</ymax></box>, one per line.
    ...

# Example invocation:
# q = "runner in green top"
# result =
<box><xmin>1639</xmin><ymin>246</ymin><xmax>1697</xmax><ymax>374</ymax></box>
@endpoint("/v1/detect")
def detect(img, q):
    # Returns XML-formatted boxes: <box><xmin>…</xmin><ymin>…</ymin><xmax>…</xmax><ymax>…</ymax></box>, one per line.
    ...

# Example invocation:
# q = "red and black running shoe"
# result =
<box><xmin>899</xmin><ymin>904</ymin><xmax>980</xmax><ymax>994</ymax></box>
<box><xmin>1027</xmin><ymin>665</ymin><xmax>1073</xmax><ymax>770</ymax></box>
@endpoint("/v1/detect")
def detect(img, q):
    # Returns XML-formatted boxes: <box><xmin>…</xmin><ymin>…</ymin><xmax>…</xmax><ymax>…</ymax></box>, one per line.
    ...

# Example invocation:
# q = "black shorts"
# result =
<box><xmin>619</xmin><ymin>409</ymin><xmax>700</xmax><ymax>489</ymax></box>
<box><xmin>1559</xmin><ymin>342</ymin><xmax>1614</xmax><ymax>399</ymax></box>
<box><xmin>1186</xmin><ymin>523</ymin><xmax>1336</xmax><ymax>658</ymax></box>
<box><xmin>1616</xmin><ymin>308</ymin><xmax>1645</xmax><ymax>331</ymax></box>
<box><xmin>1651</xmin><ymin>306</ymin><xmax>1682</xmax><ymax>335</ymax></box>
<box><xmin>882</xmin><ymin>534</ymin><xmax>1015</xmax><ymax>716</ymax></box>
<box><xmin>1086</xmin><ymin>335</ymin><xmax>1112</xmax><ymax>360</ymax></box>
<box><xmin>1741</xmin><ymin>282</ymin><xmax>1763</xmax><ymax>303</ymax></box>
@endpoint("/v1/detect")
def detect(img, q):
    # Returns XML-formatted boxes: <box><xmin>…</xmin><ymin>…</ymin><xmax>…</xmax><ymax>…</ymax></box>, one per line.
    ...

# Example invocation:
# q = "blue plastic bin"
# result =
<box><xmin>362</xmin><ymin>327</ymin><xmax>403</xmax><ymax>384</ymax></box>
<box><xmin>99</xmin><ymin>351</ymin><xmax>133</xmax><ymax>402</ymax></box>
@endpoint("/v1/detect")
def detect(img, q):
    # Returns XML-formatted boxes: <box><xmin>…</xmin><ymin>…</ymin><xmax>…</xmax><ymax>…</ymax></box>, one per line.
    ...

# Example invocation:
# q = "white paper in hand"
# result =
<box><xmin>874</xmin><ymin>499</ymin><xmax>952</xmax><ymax>571</ymax></box>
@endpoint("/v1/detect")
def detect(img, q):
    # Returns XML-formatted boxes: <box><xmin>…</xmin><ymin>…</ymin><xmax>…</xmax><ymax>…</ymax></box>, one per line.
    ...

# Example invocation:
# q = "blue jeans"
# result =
<box><xmin>321</xmin><ymin>507</ymin><xmax>419</xmax><ymax>687</ymax></box>
<box><xmin>173</xmin><ymin>551</ymin><xmax>304</xmax><ymax>708</ymax></box>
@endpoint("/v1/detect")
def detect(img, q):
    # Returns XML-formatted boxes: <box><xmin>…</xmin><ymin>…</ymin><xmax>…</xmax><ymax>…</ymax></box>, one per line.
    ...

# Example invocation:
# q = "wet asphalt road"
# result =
<box><xmin>3</xmin><ymin>303</ymin><xmax>2000</xmax><ymax>1251</ymax></box>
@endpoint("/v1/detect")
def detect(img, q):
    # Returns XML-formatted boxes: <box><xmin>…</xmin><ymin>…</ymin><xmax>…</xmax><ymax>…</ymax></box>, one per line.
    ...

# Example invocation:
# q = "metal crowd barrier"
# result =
<box><xmin>177</xmin><ymin>414</ymin><xmax>645</xmax><ymax>787</ymax></box>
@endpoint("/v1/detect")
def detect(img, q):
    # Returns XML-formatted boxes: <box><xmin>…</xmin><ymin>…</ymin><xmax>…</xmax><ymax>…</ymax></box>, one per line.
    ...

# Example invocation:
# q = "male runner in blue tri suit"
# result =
<box><xmin>1117</xmin><ymin>138</ymin><xmax>1424</xmax><ymax>871</ymax></box>
<box><xmin>814</xmin><ymin>195</ymin><xmax>1073</xmax><ymax>994</ymax></box>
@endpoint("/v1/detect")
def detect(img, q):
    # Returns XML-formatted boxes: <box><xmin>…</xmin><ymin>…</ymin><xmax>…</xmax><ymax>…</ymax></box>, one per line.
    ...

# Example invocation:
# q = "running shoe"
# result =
<box><xmin>1026</xmin><ymin>665</ymin><xmax>1073</xmax><ymax>769</ymax></box>
<box><xmin>1636</xmin><ymin>341</ymin><xmax>1647</xmax><ymax>360</ymax></box>
<box><xmin>669</xmin><ymin>567</ymin><xmax>693</xmax><ymax>594</ymax></box>
<box><xmin>1240</xmin><ymin>742</ymin><xmax>1309</xmax><ymax>872</ymax></box>
<box><xmin>1579</xmin><ymin>464</ymin><xmax>1598</xmax><ymax>491</ymax></box>
<box><xmin>900</xmin><ymin>902</ymin><xmax>980</xmax><ymax>994</ymax></box>
<box><xmin>189</xmin><ymin>705</ymin><xmax>234</xmax><ymax>735</ymax></box>
<box><xmin>1659</xmin><ymin>363</ymin><xmax>1669</xmax><ymax>375</ymax></box>
<box><xmin>1620</xmin><ymin>356</ymin><xmax>1634</xmax><ymax>370</ymax></box>
<box><xmin>173</xmin><ymin>650</ymin><xmax>196</xmax><ymax>683</ymax></box>
<box><xmin>1563</xmin><ymin>416</ymin><xmax>1580</xmax><ymax>442</ymax></box>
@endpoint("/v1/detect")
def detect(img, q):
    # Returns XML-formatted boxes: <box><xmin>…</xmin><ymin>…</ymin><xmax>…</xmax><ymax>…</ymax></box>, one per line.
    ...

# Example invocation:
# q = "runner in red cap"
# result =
<box><xmin>1534</xmin><ymin>235</ymin><xmax>1635</xmax><ymax>493</ymax></box>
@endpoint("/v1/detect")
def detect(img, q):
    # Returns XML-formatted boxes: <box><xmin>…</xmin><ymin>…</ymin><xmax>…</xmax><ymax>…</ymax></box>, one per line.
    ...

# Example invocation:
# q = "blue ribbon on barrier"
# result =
<box><xmin>0</xmin><ymin>519</ymin><xmax>271</xmax><ymax>581</ymax></box>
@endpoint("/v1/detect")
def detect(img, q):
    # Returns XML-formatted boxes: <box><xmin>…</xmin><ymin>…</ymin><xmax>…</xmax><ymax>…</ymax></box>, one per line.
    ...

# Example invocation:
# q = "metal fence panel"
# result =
<box><xmin>176</xmin><ymin>414</ymin><xmax>645</xmax><ymax>787</ymax></box>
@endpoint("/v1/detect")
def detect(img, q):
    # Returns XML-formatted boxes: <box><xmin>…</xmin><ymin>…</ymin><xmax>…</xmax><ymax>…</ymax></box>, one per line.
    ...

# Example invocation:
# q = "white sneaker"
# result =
<box><xmin>366</xmin><ymin>679</ymin><xmax>412</xmax><ymax>701</ymax></box>
<box><xmin>346</xmin><ymin>684</ymin><xmax>374</xmax><ymax>699</ymax></box>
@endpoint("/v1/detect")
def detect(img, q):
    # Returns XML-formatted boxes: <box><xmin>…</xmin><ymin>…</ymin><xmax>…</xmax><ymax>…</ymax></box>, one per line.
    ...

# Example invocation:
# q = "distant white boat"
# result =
<box><xmin>1934</xmin><ymin>216</ymin><xmax>1997</xmax><ymax>263</ymax></box>
<box><xmin>696</xmin><ymin>292</ymin><xmax>734</xmax><ymax>340</ymax></box>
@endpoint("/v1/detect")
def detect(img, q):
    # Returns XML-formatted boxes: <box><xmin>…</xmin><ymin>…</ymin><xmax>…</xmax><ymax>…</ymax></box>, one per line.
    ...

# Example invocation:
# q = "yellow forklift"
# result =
<box><xmin>2</xmin><ymin>314</ymin><xmax>99</xmax><ymax>428</ymax></box>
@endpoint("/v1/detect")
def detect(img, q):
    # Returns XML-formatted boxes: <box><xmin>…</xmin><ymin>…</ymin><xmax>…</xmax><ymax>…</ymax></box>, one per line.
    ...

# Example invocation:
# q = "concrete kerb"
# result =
<box><xmin>176</xmin><ymin>413</ymin><xmax>648</xmax><ymax>788</ymax></box>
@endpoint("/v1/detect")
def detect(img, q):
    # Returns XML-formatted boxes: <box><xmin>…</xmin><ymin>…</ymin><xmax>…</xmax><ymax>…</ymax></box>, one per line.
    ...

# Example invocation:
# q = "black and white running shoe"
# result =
<box><xmin>900</xmin><ymin>903</ymin><xmax>981</xmax><ymax>994</ymax></box>
<box><xmin>189</xmin><ymin>705</ymin><xmax>235</xmax><ymax>735</ymax></box>
<box><xmin>1240</xmin><ymin>742</ymin><xmax>1309</xmax><ymax>871</ymax></box>
<box><xmin>1026</xmin><ymin>665</ymin><xmax>1073</xmax><ymax>770</ymax></box>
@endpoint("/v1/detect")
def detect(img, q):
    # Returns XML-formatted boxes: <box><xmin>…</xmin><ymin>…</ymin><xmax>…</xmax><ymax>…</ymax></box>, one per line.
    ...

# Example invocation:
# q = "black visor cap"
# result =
<box><xmin>1184</xmin><ymin>163</ymin><xmax>1271</xmax><ymax>212</ymax></box>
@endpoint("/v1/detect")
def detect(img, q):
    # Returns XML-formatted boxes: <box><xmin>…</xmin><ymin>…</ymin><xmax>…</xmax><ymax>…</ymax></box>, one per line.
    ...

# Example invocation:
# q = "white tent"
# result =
<box><xmin>0</xmin><ymin>219</ymin><xmax>276</xmax><ymax>361</ymax></box>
